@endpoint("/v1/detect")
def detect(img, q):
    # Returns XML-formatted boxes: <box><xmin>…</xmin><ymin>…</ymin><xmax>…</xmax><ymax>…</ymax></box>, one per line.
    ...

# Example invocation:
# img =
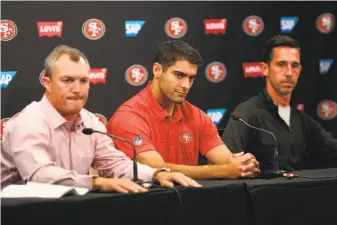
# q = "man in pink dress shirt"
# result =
<box><xmin>1</xmin><ymin>45</ymin><xmax>200</xmax><ymax>193</ymax></box>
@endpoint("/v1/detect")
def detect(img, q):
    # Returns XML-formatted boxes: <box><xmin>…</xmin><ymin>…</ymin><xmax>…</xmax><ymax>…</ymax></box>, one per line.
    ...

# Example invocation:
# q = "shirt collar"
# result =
<box><xmin>40</xmin><ymin>95</ymin><xmax>85</xmax><ymax>130</ymax></box>
<box><xmin>261</xmin><ymin>88</ymin><xmax>296</xmax><ymax>113</ymax></box>
<box><xmin>143</xmin><ymin>82</ymin><xmax>183</xmax><ymax>122</ymax></box>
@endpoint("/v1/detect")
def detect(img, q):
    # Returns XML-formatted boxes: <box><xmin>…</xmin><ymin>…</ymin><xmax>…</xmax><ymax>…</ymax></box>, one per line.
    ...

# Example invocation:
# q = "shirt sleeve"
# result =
<box><xmin>91</xmin><ymin>117</ymin><xmax>156</xmax><ymax>182</ymax></box>
<box><xmin>4</xmin><ymin>119</ymin><xmax>94</xmax><ymax>189</ymax></box>
<box><xmin>106</xmin><ymin>111</ymin><xmax>157</xmax><ymax>158</ymax></box>
<box><xmin>221</xmin><ymin>104</ymin><xmax>258</xmax><ymax>153</ymax></box>
<box><xmin>199</xmin><ymin>110</ymin><xmax>225</xmax><ymax>155</ymax></box>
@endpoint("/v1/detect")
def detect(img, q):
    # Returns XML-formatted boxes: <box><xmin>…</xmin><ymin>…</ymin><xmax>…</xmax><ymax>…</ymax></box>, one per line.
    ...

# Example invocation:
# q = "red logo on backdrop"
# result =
<box><xmin>317</xmin><ymin>100</ymin><xmax>337</xmax><ymax>120</ymax></box>
<box><xmin>179</xmin><ymin>131</ymin><xmax>194</xmax><ymax>144</ymax></box>
<box><xmin>37</xmin><ymin>21</ymin><xmax>63</xmax><ymax>37</ymax></box>
<box><xmin>204</xmin><ymin>19</ymin><xmax>227</xmax><ymax>34</ymax></box>
<box><xmin>0</xmin><ymin>118</ymin><xmax>10</xmax><ymax>141</ymax></box>
<box><xmin>205</xmin><ymin>62</ymin><xmax>227</xmax><ymax>83</ymax></box>
<box><xmin>243</xmin><ymin>62</ymin><xmax>264</xmax><ymax>78</ymax></box>
<box><xmin>243</xmin><ymin>15</ymin><xmax>264</xmax><ymax>36</ymax></box>
<box><xmin>82</xmin><ymin>18</ymin><xmax>105</xmax><ymax>40</ymax></box>
<box><xmin>165</xmin><ymin>17</ymin><xmax>188</xmax><ymax>39</ymax></box>
<box><xmin>316</xmin><ymin>13</ymin><xmax>335</xmax><ymax>34</ymax></box>
<box><xmin>296</xmin><ymin>104</ymin><xmax>304</xmax><ymax>111</ymax></box>
<box><xmin>125</xmin><ymin>64</ymin><xmax>148</xmax><ymax>86</ymax></box>
<box><xmin>89</xmin><ymin>68</ymin><xmax>107</xmax><ymax>84</ymax></box>
<box><xmin>94</xmin><ymin>113</ymin><xmax>107</xmax><ymax>125</ymax></box>
<box><xmin>0</xmin><ymin>19</ymin><xmax>18</xmax><ymax>41</ymax></box>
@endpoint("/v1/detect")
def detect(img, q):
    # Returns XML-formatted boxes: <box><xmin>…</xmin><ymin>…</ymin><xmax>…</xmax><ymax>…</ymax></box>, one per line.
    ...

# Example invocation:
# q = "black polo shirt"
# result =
<box><xmin>222</xmin><ymin>89</ymin><xmax>337</xmax><ymax>171</ymax></box>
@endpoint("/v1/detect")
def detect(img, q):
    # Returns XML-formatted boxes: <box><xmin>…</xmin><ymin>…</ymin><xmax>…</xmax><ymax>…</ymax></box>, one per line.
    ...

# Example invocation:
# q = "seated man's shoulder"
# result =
<box><xmin>181</xmin><ymin>100</ymin><xmax>206</xmax><ymax>119</ymax></box>
<box><xmin>234</xmin><ymin>94</ymin><xmax>261</xmax><ymax>113</ymax></box>
<box><xmin>5</xmin><ymin>101</ymin><xmax>44</xmax><ymax>130</ymax></box>
<box><xmin>114</xmin><ymin>91</ymin><xmax>150</xmax><ymax>118</ymax></box>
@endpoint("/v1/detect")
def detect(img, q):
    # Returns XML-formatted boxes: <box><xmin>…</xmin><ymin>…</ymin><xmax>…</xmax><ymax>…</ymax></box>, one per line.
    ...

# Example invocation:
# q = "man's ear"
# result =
<box><xmin>42</xmin><ymin>72</ymin><xmax>52</xmax><ymax>92</ymax></box>
<box><xmin>152</xmin><ymin>63</ymin><xmax>163</xmax><ymax>79</ymax></box>
<box><xmin>261</xmin><ymin>62</ymin><xmax>269</xmax><ymax>77</ymax></box>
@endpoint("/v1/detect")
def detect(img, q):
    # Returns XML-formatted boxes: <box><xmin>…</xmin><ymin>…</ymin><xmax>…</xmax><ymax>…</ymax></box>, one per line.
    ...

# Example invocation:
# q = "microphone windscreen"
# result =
<box><xmin>82</xmin><ymin>128</ymin><xmax>94</xmax><ymax>135</ymax></box>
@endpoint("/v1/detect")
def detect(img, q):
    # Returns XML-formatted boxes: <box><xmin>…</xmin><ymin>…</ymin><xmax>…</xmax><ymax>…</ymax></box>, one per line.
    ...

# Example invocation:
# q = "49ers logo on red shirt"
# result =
<box><xmin>94</xmin><ymin>113</ymin><xmax>107</xmax><ymax>125</ymax></box>
<box><xmin>205</xmin><ymin>61</ymin><xmax>227</xmax><ymax>83</ymax></box>
<box><xmin>0</xmin><ymin>118</ymin><xmax>10</xmax><ymax>141</ymax></box>
<box><xmin>165</xmin><ymin>17</ymin><xmax>188</xmax><ymax>39</ymax></box>
<box><xmin>0</xmin><ymin>19</ymin><xmax>18</xmax><ymax>41</ymax></box>
<box><xmin>89</xmin><ymin>68</ymin><xmax>107</xmax><ymax>84</ymax></box>
<box><xmin>316</xmin><ymin>13</ymin><xmax>335</xmax><ymax>34</ymax></box>
<box><xmin>125</xmin><ymin>64</ymin><xmax>148</xmax><ymax>86</ymax></box>
<box><xmin>37</xmin><ymin>21</ymin><xmax>63</xmax><ymax>37</ymax></box>
<box><xmin>243</xmin><ymin>15</ymin><xmax>264</xmax><ymax>36</ymax></box>
<box><xmin>317</xmin><ymin>100</ymin><xmax>337</xmax><ymax>120</ymax></box>
<box><xmin>179</xmin><ymin>131</ymin><xmax>194</xmax><ymax>144</ymax></box>
<box><xmin>82</xmin><ymin>18</ymin><xmax>105</xmax><ymax>40</ymax></box>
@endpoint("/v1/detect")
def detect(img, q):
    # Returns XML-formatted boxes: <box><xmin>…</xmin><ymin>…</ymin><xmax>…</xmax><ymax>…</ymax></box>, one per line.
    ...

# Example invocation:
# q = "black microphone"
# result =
<box><xmin>82</xmin><ymin>128</ymin><xmax>139</xmax><ymax>183</ymax></box>
<box><xmin>230</xmin><ymin>113</ymin><xmax>288</xmax><ymax>179</ymax></box>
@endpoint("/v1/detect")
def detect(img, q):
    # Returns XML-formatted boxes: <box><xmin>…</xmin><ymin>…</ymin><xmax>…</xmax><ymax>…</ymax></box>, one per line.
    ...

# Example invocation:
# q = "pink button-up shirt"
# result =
<box><xmin>1</xmin><ymin>95</ymin><xmax>156</xmax><ymax>189</ymax></box>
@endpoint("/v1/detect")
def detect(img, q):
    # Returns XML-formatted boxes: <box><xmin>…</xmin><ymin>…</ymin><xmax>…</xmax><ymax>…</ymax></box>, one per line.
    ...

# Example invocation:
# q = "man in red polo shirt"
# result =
<box><xmin>107</xmin><ymin>40</ymin><xmax>260</xmax><ymax>179</ymax></box>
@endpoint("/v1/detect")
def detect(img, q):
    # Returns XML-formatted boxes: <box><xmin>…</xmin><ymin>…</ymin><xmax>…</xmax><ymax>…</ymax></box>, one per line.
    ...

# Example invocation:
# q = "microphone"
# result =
<box><xmin>82</xmin><ymin>128</ymin><xmax>139</xmax><ymax>183</ymax></box>
<box><xmin>230</xmin><ymin>113</ymin><xmax>287</xmax><ymax>179</ymax></box>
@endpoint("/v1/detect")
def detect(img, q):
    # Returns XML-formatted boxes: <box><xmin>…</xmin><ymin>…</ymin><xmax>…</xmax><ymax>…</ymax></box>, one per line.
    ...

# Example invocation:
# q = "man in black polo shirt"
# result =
<box><xmin>222</xmin><ymin>35</ymin><xmax>337</xmax><ymax>172</ymax></box>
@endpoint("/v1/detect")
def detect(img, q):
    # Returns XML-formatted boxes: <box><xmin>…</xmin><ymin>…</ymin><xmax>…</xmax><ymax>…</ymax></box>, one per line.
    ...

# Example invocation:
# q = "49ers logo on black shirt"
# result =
<box><xmin>179</xmin><ymin>131</ymin><xmax>194</xmax><ymax>144</ymax></box>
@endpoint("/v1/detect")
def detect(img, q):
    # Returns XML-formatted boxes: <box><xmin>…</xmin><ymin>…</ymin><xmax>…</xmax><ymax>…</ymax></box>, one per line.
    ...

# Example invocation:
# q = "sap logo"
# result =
<box><xmin>206</xmin><ymin>109</ymin><xmax>227</xmax><ymax>126</ymax></box>
<box><xmin>319</xmin><ymin>59</ymin><xmax>334</xmax><ymax>74</ymax></box>
<box><xmin>125</xmin><ymin>21</ymin><xmax>145</xmax><ymax>37</ymax></box>
<box><xmin>280</xmin><ymin>17</ymin><xmax>299</xmax><ymax>32</ymax></box>
<box><xmin>0</xmin><ymin>71</ymin><xmax>17</xmax><ymax>88</ymax></box>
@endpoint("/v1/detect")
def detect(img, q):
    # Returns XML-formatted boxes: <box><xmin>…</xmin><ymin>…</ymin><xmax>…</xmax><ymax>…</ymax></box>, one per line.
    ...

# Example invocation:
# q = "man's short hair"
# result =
<box><xmin>263</xmin><ymin>35</ymin><xmax>301</xmax><ymax>63</ymax></box>
<box><xmin>44</xmin><ymin>45</ymin><xmax>90</xmax><ymax>77</ymax></box>
<box><xmin>153</xmin><ymin>40</ymin><xmax>203</xmax><ymax>71</ymax></box>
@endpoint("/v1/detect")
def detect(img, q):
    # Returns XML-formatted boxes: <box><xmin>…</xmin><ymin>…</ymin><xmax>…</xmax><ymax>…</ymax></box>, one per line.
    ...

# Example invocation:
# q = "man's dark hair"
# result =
<box><xmin>153</xmin><ymin>40</ymin><xmax>203</xmax><ymax>71</ymax></box>
<box><xmin>263</xmin><ymin>35</ymin><xmax>301</xmax><ymax>63</ymax></box>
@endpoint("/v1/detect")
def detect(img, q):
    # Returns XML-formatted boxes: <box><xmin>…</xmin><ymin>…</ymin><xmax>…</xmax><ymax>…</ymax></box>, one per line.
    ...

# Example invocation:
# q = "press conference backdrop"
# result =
<box><xmin>1</xmin><ymin>1</ymin><xmax>337</xmax><ymax>140</ymax></box>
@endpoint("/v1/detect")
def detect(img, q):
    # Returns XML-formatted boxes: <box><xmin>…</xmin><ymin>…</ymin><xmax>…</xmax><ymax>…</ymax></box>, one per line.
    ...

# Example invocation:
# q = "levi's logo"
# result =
<box><xmin>204</xmin><ymin>19</ymin><xmax>227</xmax><ymax>34</ymax></box>
<box><xmin>89</xmin><ymin>68</ymin><xmax>107</xmax><ymax>84</ymax></box>
<box><xmin>37</xmin><ymin>21</ymin><xmax>63</xmax><ymax>37</ymax></box>
<box><xmin>242</xmin><ymin>62</ymin><xmax>264</xmax><ymax>78</ymax></box>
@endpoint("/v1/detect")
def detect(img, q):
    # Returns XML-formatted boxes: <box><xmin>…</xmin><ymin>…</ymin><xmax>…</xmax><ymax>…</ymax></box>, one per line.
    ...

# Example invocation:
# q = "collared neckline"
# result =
<box><xmin>40</xmin><ymin>95</ymin><xmax>85</xmax><ymax>130</ymax></box>
<box><xmin>143</xmin><ymin>82</ymin><xmax>183</xmax><ymax>122</ymax></box>
<box><xmin>261</xmin><ymin>88</ymin><xmax>296</xmax><ymax>109</ymax></box>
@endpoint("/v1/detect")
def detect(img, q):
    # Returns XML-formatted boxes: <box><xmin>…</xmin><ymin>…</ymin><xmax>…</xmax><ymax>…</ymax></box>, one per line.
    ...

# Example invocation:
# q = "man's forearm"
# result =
<box><xmin>153</xmin><ymin>162</ymin><xmax>238</xmax><ymax>179</ymax></box>
<box><xmin>28</xmin><ymin>165</ymin><xmax>94</xmax><ymax>189</ymax></box>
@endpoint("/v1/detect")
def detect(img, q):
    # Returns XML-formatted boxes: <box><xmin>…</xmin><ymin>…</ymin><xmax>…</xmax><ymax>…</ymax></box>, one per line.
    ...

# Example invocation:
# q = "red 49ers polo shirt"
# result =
<box><xmin>107</xmin><ymin>83</ymin><xmax>224</xmax><ymax>166</ymax></box>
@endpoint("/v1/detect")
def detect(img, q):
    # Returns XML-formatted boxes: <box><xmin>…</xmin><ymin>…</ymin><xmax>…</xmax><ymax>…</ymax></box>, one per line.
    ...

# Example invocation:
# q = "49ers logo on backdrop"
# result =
<box><xmin>179</xmin><ymin>131</ymin><xmax>194</xmax><ymax>144</ymax></box>
<box><xmin>205</xmin><ymin>61</ymin><xmax>227</xmax><ymax>83</ymax></box>
<box><xmin>94</xmin><ymin>113</ymin><xmax>107</xmax><ymax>125</ymax></box>
<box><xmin>316</xmin><ymin>13</ymin><xmax>335</xmax><ymax>34</ymax></box>
<box><xmin>243</xmin><ymin>15</ymin><xmax>264</xmax><ymax>36</ymax></box>
<box><xmin>165</xmin><ymin>17</ymin><xmax>188</xmax><ymax>39</ymax></box>
<box><xmin>82</xmin><ymin>18</ymin><xmax>105</xmax><ymax>40</ymax></box>
<box><xmin>0</xmin><ymin>118</ymin><xmax>10</xmax><ymax>142</ymax></box>
<box><xmin>0</xmin><ymin>19</ymin><xmax>18</xmax><ymax>41</ymax></box>
<box><xmin>125</xmin><ymin>64</ymin><xmax>148</xmax><ymax>86</ymax></box>
<box><xmin>317</xmin><ymin>100</ymin><xmax>337</xmax><ymax>120</ymax></box>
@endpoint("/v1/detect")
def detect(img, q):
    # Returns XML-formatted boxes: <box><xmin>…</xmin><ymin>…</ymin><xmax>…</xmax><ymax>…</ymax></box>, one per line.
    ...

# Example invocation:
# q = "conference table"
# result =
<box><xmin>2</xmin><ymin>168</ymin><xmax>337</xmax><ymax>225</ymax></box>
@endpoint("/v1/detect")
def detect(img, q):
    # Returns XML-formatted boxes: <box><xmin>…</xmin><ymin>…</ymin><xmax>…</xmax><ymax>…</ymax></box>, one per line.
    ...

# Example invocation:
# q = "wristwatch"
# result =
<box><xmin>153</xmin><ymin>167</ymin><xmax>171</xmax><ymax>182</ymax></box>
